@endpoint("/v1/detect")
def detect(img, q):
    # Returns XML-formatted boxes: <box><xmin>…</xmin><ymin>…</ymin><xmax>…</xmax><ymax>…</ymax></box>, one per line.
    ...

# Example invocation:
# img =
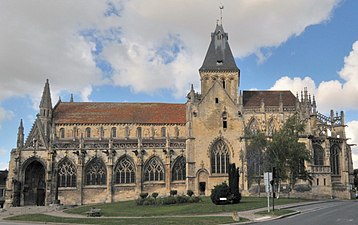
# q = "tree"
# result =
<box><xmin>246</xmin><ymin>132</ymin><xmax>267</xmax><ymax>195</ymax></box>
<box><xmin>265</xmin><ymin>114</ymin><xmax>312</xmax><ymax>190</ymax></box>
<box><xmin>353</xmin><ymin>169</ymin><xmax>358</xmax><ymax>189</ymax></box>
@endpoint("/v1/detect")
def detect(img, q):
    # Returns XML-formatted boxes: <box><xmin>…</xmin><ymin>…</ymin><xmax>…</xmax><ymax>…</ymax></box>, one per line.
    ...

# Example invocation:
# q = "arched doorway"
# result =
<box><xmin>23</xmin><ymin>160</ymin><xmax>46</xmax><ymax>206</ymax></box>
<box><xmin>197</xmin><ymin>170</ymin><xmax>209</xmax><ymax>196</ymax></box>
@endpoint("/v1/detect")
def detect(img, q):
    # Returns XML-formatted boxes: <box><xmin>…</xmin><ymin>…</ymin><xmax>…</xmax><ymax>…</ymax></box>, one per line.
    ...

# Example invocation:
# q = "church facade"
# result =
<box><xmin>4</xmin><ymin>23</ymin><xmax>354</xmax><ymax>207</ymax></box>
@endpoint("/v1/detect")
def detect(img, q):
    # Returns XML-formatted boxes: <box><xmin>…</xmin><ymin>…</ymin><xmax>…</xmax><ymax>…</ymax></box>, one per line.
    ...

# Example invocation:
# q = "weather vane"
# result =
<box><xmin>219</xmin><ymin>5</ymin><xmax>224</xmax><ymax>25</ymax></box>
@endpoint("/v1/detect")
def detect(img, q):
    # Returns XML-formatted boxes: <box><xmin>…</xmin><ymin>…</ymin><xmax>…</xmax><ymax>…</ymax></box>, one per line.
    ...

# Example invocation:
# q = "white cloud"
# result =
<box><xmin>0</xmin><ymin>0</ymin><xmax>340</xmax><ymax>104</ymax></box>
<box><xmin>270</xmin><ymin>40</ymin><xmax>358</xmax><ymax>113</ymax></box>
<box><xmin>346</xmin><ymin>121</ymin><xmax>358</xmax><ymax>168</ymax></box>
<box><xmin>0</xmin><ymin>162</ymin><xmax>8</xmax><ymax>170</ymax></box>
<box><xmin>0</xmin><ymin>107</ymin><xmax>14</xmax><ymax>128</ymax></box>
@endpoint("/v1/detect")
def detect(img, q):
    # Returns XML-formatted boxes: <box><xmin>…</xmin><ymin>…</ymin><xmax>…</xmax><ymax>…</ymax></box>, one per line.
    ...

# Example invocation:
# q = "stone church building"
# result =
<box><xmin>4</xmin><ymin>23</ymin><xmax>354</xmax><ymax>207</ymax></box>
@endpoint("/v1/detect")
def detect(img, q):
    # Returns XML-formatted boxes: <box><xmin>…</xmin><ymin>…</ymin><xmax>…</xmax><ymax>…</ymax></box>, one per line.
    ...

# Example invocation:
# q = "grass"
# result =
<box><xmin>65</xmin><ymin>196</ymin><xmax>309</xmax><ymax>217</ymax></box>
<box><xmin>5</xmin><ymin>214</ymin><xmax>242</xmax><ymax>225</ymax></box>
<box><xmin>255</xmin><ymin>209</ymin><xmax>296</xmax><ymax>217</ymax></box>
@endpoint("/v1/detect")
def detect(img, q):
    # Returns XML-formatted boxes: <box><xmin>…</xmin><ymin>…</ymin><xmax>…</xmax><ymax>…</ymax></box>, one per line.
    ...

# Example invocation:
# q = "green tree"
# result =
<box><xmin>265</xmin><ymin>114</ymin><xmax>312</xmax><ymax>190</ymax></box>
<box><xmin>246</xmin><ymin>132</ymin><xmax>267</xmax><ymax>194</ymax></box>
<box><xmin>353</xmin><ymin>169</ymin><xmax>358</xmax><ymax>189</ymax></box>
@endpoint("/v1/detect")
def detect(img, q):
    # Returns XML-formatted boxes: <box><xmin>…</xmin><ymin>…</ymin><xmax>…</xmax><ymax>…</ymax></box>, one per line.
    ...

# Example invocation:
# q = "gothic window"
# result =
<box><xmin>59</xmin><ymin>128</ymin><xmax>65</xmax><ymax>138</ymax></box>
<box><xmin>137</xmin><ymin>127</ymin><xmax>142</xmax><ymax>139</ymax></box>
<box><xmin>114</xmin><ymin>156</ymin><xmax>135</xmax><ymax>184</ymax></box>
<box><xmin>211</xmin><ymin>139</ymin><xmax>230</xmax><ymax>174</ymax></box>
<box><xmin>58</xmin><ymin>158</ymin><xmax>77</xmax><ymax>187</ymax></box>
<box><xmin>248</xmin><ymin>119</ymin><xmax>258</xmax><ymax>135</ymax></box>
<box><xmin>85</xmin><ymin>127</ymin><xmax>91</xmax><ymax>138</ymax></box>
<box><xmin>111</xmin><ymin>127</ymin><xmax>117</xmax><ymax>138</ymax></box>
<box><xmin>330</xmin><ymin>145</ymin><xmax>340</xmax><ymax>175</ymax></box>
<box><xmin>313</xmin><ymin>145</ymin><xmax>324</xmax><ymax>166</ymax></box>
<box><xmin>85</xmin><ymin>157</ymin><xmax>107</xmax><ymax>185</ymax></box>
<box><xmin>172</xmin><ymin>156</ymin><xmax>186</xmax><ymax>181</ymax></box>
<box><xmin>267</xmin><ymin>119</ymin><xmax>275</xmax><ymax>136</ymax></box>
<box><xmin>144</xmin><ymin>157</ymin><xmax>164</xmax><ymax>182</ymax></box>
<box><xmin>161</xmin><ymin>127</ymin><xmax>166</xmax><ymax>138</ymax></box>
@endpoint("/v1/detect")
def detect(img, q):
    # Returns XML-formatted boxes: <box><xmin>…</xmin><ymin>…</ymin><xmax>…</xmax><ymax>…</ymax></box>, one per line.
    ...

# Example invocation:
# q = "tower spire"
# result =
<box><xmin>39</xmin><ymin>79</ymin><xmax>52</xmax><ymax>115</ymax></box>
<box><xmin>219</xmin><ymin>5</ymin><xmax>224</xmax><ymax>25</ymax></box>
<box><xmin>17</xmin><ymin>119</ymin><xmax>24</xmax><ymax>148</ymax></box>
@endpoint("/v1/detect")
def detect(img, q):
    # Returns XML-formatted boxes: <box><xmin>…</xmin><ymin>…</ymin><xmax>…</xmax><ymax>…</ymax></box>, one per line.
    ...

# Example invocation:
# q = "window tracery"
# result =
<box><xmin>330</xmin><ymin>145</ymin><xmax>340</xmax><ymax>175</ymax></box>
<box><xmin>144</xmin><ymin>157</ymin><xmax>164</xmax><ymax>181</ymax></box>
<box><xmin>211</xmin><ymin>139</ymin><xmax>230</xmax><ymax>174</ymax></box>
<box><xmin>58</xmin><ymin>159</ymin><xmax>76</xmax><ymax>187</ymax></box>
<box><xmin>85</xmin><ymin>157</ymin><xmax>106</xmax><ymax>185</ymax></box>
<box><xmin>172</xmin><ymin>156</ymin><xmax>186</xmax><ymax>181</ymax></box>
<box><xmin>114</xmin><ymin>156</ymin><xmax>135</xmax><ymax>184</ymax></box>
<box><xmin>313</xmin><ymin>145</ymin><xmax>324</xmax><ymax>166</ymax></box>
<box><xmin>248</xmin><ymin>119</ymin><xmax>258</xmax><ymax>135</ymax></box>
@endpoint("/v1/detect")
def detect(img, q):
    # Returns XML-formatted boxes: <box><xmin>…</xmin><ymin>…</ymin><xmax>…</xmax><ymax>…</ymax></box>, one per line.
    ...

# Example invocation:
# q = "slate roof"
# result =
<box><xmin>53</xmin><ymin>102</ymin><xmax>186</xmax><ymax>124</ymax></box>
<box><xmin>199</xmin><ymin>24</ymin><xmax>239</xmax><ymax>72</ymax></box>
<box><xmin>243</xmin><ymin>90</ymin><xmax>297</xmax><ymax>107</ymax></box>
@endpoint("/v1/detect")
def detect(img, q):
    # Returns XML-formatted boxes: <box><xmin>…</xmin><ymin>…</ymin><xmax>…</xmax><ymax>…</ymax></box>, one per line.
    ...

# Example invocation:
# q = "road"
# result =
<box><xmin>251</xmin><ymin>200</ymin><xmax>358</xmax><ymax>225</ymax></box>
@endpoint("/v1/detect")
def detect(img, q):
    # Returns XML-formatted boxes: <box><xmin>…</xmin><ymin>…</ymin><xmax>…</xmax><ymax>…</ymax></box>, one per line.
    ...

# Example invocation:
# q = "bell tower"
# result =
<box><xmin>199</xmin><ymin>23</ymin><xmax>240</xmax><ymax>103</ymax></box>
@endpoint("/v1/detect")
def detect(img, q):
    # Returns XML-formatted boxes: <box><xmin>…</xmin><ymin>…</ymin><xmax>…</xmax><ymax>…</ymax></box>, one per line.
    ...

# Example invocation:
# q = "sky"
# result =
<box><xmin>0</xmin><ymin>0</ymin><xmax>358</xmax><ymax>170</ymax></box>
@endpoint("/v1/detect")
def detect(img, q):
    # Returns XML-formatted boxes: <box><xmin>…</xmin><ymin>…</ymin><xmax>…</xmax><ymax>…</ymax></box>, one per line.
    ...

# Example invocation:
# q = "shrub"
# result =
<box><xmin>210</xmin><ymin>182</ymin><xmax>231</xmax><ymax>205</ymax></box>
<box><xmin>187</xmin><ymin>190</ymin><xmax>194</xmax><ymax>197</ymax></box>
<box><xmin>135</xmin><ymin>198</ymin><xmax>145</xmax><ymax>205</ymax></box>
<box><xmin>162</xmin><ymin>196</ymin><xmax>177</xmax><ymax>205</ymax></box>
<box><xmin>170</xmin><ymin>190</ymin><xmax>178</xmax><ymax>196</ymax></box>
<box><xmin>176</xmin><ymin>195</ymin><xmax>189</xmax><ymax>204</ymax></box>
<box><xmin>143</xmin><ymin>197</ymin><xmax>156</xmax><ymax>206</ymax></box>
<box><xmin>190</xmin><ymin>196</ymin><xmax>201</xmax><ymax>203</ymax></box>
<box><xmin>152</xmin><ymin>192</ymin><xmax>159</xmax><ymax>199</ymax></box>
<box><xmin>139</xmin><ymin>192</ymin><xmax>149</xmax><ymax>199</ymax></box>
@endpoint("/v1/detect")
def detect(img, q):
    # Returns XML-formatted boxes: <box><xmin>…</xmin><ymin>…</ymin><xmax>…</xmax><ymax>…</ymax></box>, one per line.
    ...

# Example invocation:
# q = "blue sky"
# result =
<box><xmin>0</xmin><ymin>0</ymin><xmax>358</xmax><ymax>169</ymax></box>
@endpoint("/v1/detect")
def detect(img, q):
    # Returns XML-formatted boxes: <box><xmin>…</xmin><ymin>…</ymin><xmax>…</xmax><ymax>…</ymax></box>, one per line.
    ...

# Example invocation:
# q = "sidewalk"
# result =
<box><xmin>0</xmin><ymin>200</ymin><xmax>327</xmax><ymax>223</ymax></box>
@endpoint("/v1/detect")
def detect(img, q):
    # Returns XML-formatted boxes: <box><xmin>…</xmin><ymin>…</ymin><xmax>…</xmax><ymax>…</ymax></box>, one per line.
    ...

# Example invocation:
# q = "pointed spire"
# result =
<box><xmin>40</xmin><ymin>79</ymin><xmax>52</xmax><ymax>110</ymax></box>
<box><xmin>17</xmin><ymin>119</ymin><xmax>24</xmax><ymax>148</ymax></box>
<box><xmin>199</xmin><ymin>23</ymin><xmax>239</xmax><ymax>72</ymax></box>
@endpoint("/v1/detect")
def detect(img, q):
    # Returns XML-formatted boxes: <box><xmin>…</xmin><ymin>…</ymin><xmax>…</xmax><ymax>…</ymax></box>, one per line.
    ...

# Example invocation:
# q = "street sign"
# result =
<box><xmin>264</xmin><ymin>172</ymin><xmax>272</xmax><ymax>193</ymax></box>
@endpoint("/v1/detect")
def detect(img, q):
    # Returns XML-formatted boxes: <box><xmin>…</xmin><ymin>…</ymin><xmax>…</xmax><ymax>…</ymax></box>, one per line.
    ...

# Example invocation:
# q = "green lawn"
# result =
<box><xmin>5</xmin><ymin>214</ymin><xmax>241</xmax><ymax>225</ymax></box>
<box><xmin>65</xmin><ymin>196</ymin><xmax>308</xmax><ymax>217</ymax></box>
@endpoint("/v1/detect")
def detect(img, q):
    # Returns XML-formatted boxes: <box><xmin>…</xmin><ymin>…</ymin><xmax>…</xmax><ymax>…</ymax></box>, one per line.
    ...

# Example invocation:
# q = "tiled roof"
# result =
<box><xmin>53</xmin><ymin>102</ymin><xmax>186</xmax><ymax>124</ymax></box>
<box><xmin>243</xmin><ymin>90</ymin><xmax>297</xmax><ymax>107</ymax></box>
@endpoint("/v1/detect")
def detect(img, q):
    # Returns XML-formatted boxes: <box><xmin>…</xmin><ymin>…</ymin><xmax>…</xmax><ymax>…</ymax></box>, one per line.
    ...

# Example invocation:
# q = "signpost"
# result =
<box><xmin>264</xmin><ymin>172</ymin><xmax>272</xmax><ymax>212</ymax></box>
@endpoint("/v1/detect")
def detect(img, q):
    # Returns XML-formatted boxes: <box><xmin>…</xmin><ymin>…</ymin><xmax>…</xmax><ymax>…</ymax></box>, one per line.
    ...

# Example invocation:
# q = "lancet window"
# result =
<box><xmin>85</xmin><ymin>157</ymin><xmax>106</xmax><ymax>185</ymax></box>
<box><xmin>114</xmin><ymin>156</ymin><xmax>135</xmax><ymax>184</ymax></box>
<box><xmin>330</xmin><ymin>145</ymin><xmax>340</xmax><ymax>175</ymax></box>
<box><xmin>58</xmin><ymin>158</ymin><xmax>77</xmax><ymax>187</ymax></box>
<box><xmin>211</xmin><ymin>139</ymin><xmax>230</xmax><ymax>174</ymax></box>
<box><xmin>144</xmin><ymin>157</ymin><xmax>164</xmax><ymax>182</ymax></box>
<box><xmin>172</xmin><ymin>156</ymin><xmax>186</xmax><ymax>181</ymax></box>
<box><xmin>313</xmin><ymin>145</ymin><xmax>324</xmax><ymax>166</ymax></box>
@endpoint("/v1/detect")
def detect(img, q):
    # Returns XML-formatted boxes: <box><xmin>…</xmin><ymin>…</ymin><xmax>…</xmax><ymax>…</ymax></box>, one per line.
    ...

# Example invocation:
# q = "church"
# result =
<box><xmin>4</xmin><ymin>22</ymin><xmax>354</xmax><ymax>207</ymax></box>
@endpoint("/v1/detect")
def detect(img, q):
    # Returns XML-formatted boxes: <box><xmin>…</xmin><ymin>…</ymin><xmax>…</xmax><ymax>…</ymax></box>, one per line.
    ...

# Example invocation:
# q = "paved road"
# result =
<box><xmin>251</xmin><ymin>200</ymin><xmax>358</xmax><ymax>225</ymax></box>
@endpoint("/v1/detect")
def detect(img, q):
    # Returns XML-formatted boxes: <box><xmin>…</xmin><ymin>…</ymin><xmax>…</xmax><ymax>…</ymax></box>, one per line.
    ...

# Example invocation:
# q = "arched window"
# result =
<box><xmin>111</xmin><ymin>127</ymin><xmax>117</xmax><ymax>138</ymax></box>
<box><xmin>172</xmin><ymin>156</ymin><xmax>186</xmax><ymax>181</ymax></box>
<box><xmin>248</xmin><ymin>119</ymin><xmax>258</xmax><ymax>135</ymax></box>
<box><xmin>330</xmin><ymin>145</ymin><xmax>340</xmax><ymax>175</ymax></box>
<box><xmin>85</xmin><ymin>157</ymin><xmax>106</xmax><ymax>185</ymax></box>
<box><xmin>114</xmin><ymin>156</ymin><xmax>135</xmax><ymax>184</ymax></box>
<box><xmin>211</xmin><ymin>139</ymin><xmax>230</xmax><ymax>174</ymax></box>
<box><xmin>85</xmin><ymin>127</ymin><xmax>91</xmax><ymax>138</ymax></box>
<box><xmin>222</xmin><ymin>112</ymin><xmax>228</xmax><ymax>129</ymax></box>
<box><xmin>161</xmin><ymin>127</ymin><xmax>166</xmax><ymax>138</ymax></box>
<box><xmin>58</xmin><ymin>158</ymin><xmax>76</xmax><ymax>187</ymax></box>
<box><xmin>59</xmin><ymin>128</ymin><xmax>65</xmax><ymax>138</ymax></box>
<box><xmin>313</xmin><ymin>145</ymin><xmax>324</xmax><ymax>166</ymax></box>
<box><xmin>137</xmin><ymin>127</ymin><xmax>142</xmax><ymax>138</ymax></box>
<box><xmin>144</xmin><ymin>157</ymin><xmax>164</xmax><ymax>181</ymax></box>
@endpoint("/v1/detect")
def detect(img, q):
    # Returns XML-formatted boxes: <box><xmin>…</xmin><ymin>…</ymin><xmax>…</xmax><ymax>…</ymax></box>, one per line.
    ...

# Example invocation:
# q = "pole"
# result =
<box><xmin>267</xmin><ymin>191</ymin><xmax>270</xmax><ymax>212</ymax></box>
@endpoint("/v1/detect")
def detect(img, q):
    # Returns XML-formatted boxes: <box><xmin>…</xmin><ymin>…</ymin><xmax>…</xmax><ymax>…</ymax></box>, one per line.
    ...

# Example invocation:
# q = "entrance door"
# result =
<box><xmin>198</xmin><ymin>170</ymin><xmax>209</xmax><ymax>196</ymax></box>
<box><xmin>23</xmin><ymin>160</ymin><xmax>46</xmax><ymax>206</ymax></box>
<box><xmin>199</xmin><ymin>182</ymin><xmax>206</xmax><ymax>195</ymax></box>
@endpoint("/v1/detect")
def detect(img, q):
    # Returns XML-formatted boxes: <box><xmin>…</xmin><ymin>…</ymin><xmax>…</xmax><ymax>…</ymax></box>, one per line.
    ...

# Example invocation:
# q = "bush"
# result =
<box><xmin>143</xmin><ymin>197</ymin><xmax>156</xmax><ymax>206</ymax></box>
<box><xmin>162</xmin><ymin>196</ymin><xmax>177</xmax><ymax>205</ymax></box>
<box><xmin>176</xmin><ymin>195</ymin><xmax>189</xmax><ymax>204</ymax></box>
<box><xmin>135</xmin><ymin>198</ymin><xmax>146</xmax><ymax>205</ymax></box>
<box><xmin>170</xmin><ymin>190</ymin><xmax>178</xmax><ymax>196</ymax></box>
<box><xmin>210</xmin><ymin>182</ymin><xmax>241</xmax><ymax>205</ymax></box>
<box><xmin>139</xmin><ymin>192</ymin><xmax>149</xmax><ymax>199</ymax></box>
<box><xmin>152</xmin><ymin>192</ymin><xmax>159</xmax><ymax>199</ymax></box>
<box><xmin>188</xmin><ymin>196</ymin><xmax>201</xmax><ymax>203</ymax></box>
<box><xmin>187</xmin><ymin>190</ymin><xmax>194</xmax><ymax>197</ymax></box>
